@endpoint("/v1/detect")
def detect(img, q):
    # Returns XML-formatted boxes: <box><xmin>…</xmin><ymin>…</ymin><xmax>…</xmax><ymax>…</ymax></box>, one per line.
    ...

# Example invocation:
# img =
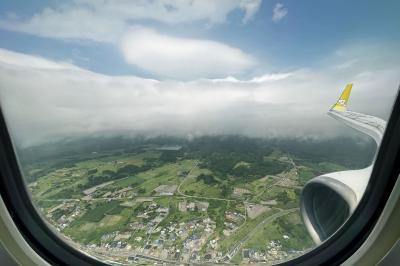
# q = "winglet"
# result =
<box><xmin>331</xmin><ymin>83</ymin><xmax>353</xmax><ymax>111</ymax></box>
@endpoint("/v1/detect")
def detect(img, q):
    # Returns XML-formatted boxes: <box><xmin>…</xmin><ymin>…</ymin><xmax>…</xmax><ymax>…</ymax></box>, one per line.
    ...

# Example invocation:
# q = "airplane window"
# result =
<box><xmin>0</xmin><ymin>1</ymin><xmax>399</xmax><ymax>265</ymax></box>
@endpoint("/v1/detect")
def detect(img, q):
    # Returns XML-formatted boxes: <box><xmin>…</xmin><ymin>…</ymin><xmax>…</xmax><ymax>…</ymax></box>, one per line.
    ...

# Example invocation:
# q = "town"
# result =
<box><xmin>25</xmin><ymin>136</ymin><xmax>355</xmax><ymax>264</ymax></box>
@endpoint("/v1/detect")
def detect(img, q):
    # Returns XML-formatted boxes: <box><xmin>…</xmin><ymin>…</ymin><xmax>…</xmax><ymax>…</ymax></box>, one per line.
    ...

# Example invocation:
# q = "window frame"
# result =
<box><xmin>0</xmin><ymin>87</ymin><xmax>399</xmax><ymax>266</ymax></box>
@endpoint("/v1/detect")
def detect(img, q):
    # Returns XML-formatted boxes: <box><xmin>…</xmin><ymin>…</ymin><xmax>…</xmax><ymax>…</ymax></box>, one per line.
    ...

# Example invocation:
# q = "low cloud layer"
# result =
<box><xmin>121</xmin><ymin>27</ymin><xmax>256</xmax><ymax>79</ymax></box>
<box><xmin>0</xmin><ymin>45</ymin><xmax>398</xmax><ymax>147</ymax></box>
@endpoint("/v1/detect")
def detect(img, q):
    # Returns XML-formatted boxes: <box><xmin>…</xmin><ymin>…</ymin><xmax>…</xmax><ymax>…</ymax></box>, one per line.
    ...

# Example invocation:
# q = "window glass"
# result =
<box><xmin>0</xmin><ymin>1</ymin><xmax>399</xmax><ymax>264</ymax></box>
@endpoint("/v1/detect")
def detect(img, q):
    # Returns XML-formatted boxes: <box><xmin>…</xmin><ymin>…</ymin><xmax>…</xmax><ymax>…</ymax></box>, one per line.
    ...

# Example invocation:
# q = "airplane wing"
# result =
<box><xmin>328</xmin><ymin>83</ymin><xmax>386</xmax><ymax>144</ymax></box>
<box><xmin>300</xmin><ymin>83</ymin><xmax>388</xmax><ymax>244</ymax></box>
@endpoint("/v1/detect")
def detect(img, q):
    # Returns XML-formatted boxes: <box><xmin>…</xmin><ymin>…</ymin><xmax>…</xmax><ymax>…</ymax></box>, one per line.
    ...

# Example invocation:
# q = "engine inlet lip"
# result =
<box><xmin>300</xmin><ymin>176</ymin><xmax>357</xmax><ymax>244</ymax></box>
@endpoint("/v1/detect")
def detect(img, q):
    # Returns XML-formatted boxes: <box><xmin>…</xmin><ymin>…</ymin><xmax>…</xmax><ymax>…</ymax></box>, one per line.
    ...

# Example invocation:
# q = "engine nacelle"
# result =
<box><xmin>300</xmin><ymin>84</ymin><xmax>386</xmax><ymax>244</ymax></box>
<box><xmin>300</xmin><ymin>167</ymin><xmax>372</xmax><ymax>244</ymax></box>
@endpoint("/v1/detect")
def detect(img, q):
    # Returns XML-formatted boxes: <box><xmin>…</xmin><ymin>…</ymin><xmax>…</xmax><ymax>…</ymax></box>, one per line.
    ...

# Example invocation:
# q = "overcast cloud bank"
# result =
<box><xmin>0</xmin><ymin>44</ymin><xmax>398</xmax><ymax>147</ymax></box>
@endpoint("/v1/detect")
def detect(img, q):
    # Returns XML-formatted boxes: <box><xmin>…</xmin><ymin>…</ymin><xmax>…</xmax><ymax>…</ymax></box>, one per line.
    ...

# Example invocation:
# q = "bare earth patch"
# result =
<box><xmin>245</xmin><ymin>203</ymin><xmax>270</xmax><ymax>219</ymax></box>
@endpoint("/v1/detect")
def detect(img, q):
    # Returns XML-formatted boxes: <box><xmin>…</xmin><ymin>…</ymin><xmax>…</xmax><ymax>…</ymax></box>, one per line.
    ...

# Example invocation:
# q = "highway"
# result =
<box><xmin>42</xmin><ymin>156</ymin><xmax>304</xmax><ymax>264</ymax></box>
<box><xmin>224</xmin><ymin>208</ymin><xmax>299</xmax><ymax>261</ymax></box>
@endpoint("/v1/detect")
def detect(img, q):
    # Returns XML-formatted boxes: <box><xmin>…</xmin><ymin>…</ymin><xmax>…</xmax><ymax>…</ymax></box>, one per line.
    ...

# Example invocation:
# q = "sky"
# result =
<box><xmin>0</xmin><ymin>0</ymin><xmax>399</xmax><ymax>146</ymax></box>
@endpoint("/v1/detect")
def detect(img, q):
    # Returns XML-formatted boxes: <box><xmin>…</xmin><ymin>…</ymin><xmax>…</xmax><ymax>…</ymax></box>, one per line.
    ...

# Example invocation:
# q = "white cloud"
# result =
<box><xmin>120</xmin><ymin>27</ymin><xmax>257</xmax><ymax>79</ymax></box>
<box><xmin>0</xmin><ymin>1</ymin><xmax>262</xmax><ymax>79</ymax></box>
<box><xmin>0</xmin><ymin>46</ymin><xmax>398</xmax><ymax>147</ymax></box>
<box><xmin>272</xmin><ymin>3</ymin><xmax>288</xmax><ymax>23</ymax></box>
<box><xmin>0</xmin><ymin>49</ymin><xmax>77</xmax><ymax>70</ymax></box>
<box><xmin>240</xmin><ymin>0</ymin><xmax>262</xmax><ymax>23</ymax></box>
<box><xmin>249</xmin><ymin>72</ymin><xmax>293</xmax><ymax>83</ymax></box>
<box><xmin>0</xmin><ymin>0</ymin><xmax>262</xmax><ymax>42</ymax></box>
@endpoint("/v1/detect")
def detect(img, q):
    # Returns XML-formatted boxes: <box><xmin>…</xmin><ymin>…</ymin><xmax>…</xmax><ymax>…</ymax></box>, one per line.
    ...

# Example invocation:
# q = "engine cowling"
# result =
<box><xmin>300</xmin><ymin>166</ymin><xmax>372</xmax><ymax>244</ymax></box>
<box><xmin>300</xmin><ymin>83</ymin><xmax>386</xmax><ymax>244</ymax></box>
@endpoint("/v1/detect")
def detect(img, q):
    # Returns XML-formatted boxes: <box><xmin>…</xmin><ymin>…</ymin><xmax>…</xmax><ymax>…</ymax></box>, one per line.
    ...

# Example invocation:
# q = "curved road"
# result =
<box><xmin>224</xmin><ymin>208</ymin><xmax>299</xmax><ymax>261</ymax></box>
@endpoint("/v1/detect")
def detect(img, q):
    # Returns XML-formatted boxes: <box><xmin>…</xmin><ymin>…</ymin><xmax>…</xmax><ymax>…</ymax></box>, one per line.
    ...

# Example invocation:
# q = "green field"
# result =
<box><xmin>218</xmin><ymin>208</ymin><xmax>279</xmax><ymax>252</ymax></box>
<box><xmin>23</xmin><ymin>136</ymin><xmax>368</xmax><ymax>264</ymax></box>
<box><xmin>78</xmin><ymin>200</ymin><xmax>122</xmax><ymax>222</ymax></box>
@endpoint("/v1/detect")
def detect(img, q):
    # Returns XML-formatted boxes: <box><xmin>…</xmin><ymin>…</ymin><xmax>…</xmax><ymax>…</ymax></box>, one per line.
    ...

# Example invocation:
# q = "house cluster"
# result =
<box><xmin>95</xmin><ymin>231</ymin><xmax>133</xmax><ymax>251</ymax></box>
<box><xmin>101</xmin><ymin>186</ymin><xmax>135</xmax><ymax>199</ymax></box>
<box><xmin>199</xmin><ymin>238</ymin><xmax>226</xmax><ymax>263</ymax></box>
<box><xmin>222</xmin><ymin>211</ymin><xmax>245</xmax><ymax>236</ymax></box>
<box><xmin>178</xmin><ymin>200</ymin><xmax>209</xmax><ymax>212</ymax></box>
<box><xmin>135</xmin><ymin>218</ymin><xmax>216</xmax><ymax>263</ymax></box>
<box><xmin>232</xmin><ymin>187</ymin><xmax>251</xmax><ymax>197</ymax></box>
<box><xmin>242</xmin><ymin>240</ymin><xmax>292</xmax><ymax>263</ymax></box>
<box><xmin>135</xmin><ymin>203</ymin><xmax>169</xmax><ymax>234</ymax></box>
<box><xmin>48</xmin><ymin>202</ymin><xmax>82</xmax><ymax>230</ymax></box>
<box><xmin>85</xmin><ymin>232</ymin><xmax>132</xmax><ymax>253</ymax></box>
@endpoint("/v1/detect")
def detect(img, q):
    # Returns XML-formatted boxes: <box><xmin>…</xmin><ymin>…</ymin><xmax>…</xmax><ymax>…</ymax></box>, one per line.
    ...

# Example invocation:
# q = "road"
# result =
<box><xmin>221</xmin><ymin>157</ymin><xmax>301</xmax><ymax>261</ymax></box>
<box><xmin>39</xmin><ymin>155</ymin><xmax>305</xmax><ymax>264</ymax></box>
<box><xmin>132</xmin><ymin>254</ymin><xmax>178</xmax><ymax>265</ymax></box>
<box><xmin>224</xmin><ymin>208</ymin><xmax>299</xmax><ymax>261</ymax></box>
<box><xmin>254</xmin><ymin>177</ymin><xmax>281</xmax><ymax>198</ymax></box>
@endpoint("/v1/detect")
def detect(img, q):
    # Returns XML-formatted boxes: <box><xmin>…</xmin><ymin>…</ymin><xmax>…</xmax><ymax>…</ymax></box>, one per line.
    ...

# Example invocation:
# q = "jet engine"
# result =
<box><xmin>300</xmin><ymin>84</ymin><xmax>386</xmax><ymax>244</ymax></box>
